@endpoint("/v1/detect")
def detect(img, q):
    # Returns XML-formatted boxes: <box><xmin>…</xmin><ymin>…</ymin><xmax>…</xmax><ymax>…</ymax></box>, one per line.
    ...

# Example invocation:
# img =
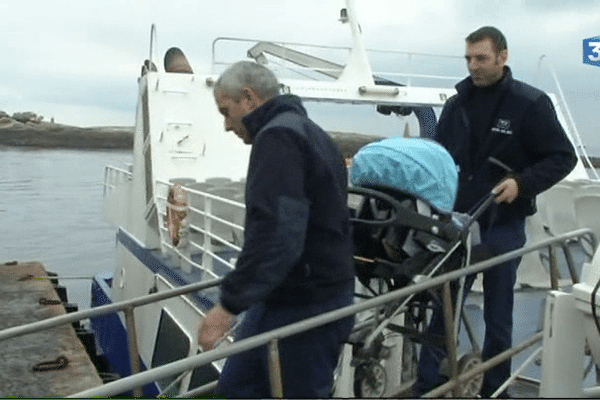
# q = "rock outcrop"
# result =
<box><xmin>0</xmin><ymin>118</ymin><xmax>133</xmax><ymax>150</ymax></box>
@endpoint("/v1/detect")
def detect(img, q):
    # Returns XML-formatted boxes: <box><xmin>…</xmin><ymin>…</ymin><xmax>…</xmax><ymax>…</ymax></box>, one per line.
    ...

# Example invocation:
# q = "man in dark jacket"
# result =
<box><xmin>197</xmin><ymin>61</ymin><xmax>355</xmax><ymax>398</ymax></box>
<box><xmin>414</xmin><ymin>27</ymin><xmax>577</xmax><ymax>397</ymax></box>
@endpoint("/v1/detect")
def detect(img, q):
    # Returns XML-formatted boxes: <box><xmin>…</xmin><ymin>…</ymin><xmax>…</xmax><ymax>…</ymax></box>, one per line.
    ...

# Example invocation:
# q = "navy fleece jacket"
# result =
<box><xmin>219</xmin><ymin>94</ymin><xmax>355</xmax><ymax>315</ymax></box>
<box><xmin>435</xmin><ymin>67</ymin><xmax>577</xmax><ymax>224</ymax></box>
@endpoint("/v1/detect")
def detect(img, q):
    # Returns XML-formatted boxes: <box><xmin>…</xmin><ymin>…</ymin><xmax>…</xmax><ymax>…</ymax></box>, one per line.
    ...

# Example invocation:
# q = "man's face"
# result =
<box><xmin>214</xmin><ymin>90</ymin><xmax>254</xmax><ymax>144</ymax></box>
<box><xmin>465</xmin><ymin>38</ymin><xmax>507</xmax><ymax>87</ymax></box>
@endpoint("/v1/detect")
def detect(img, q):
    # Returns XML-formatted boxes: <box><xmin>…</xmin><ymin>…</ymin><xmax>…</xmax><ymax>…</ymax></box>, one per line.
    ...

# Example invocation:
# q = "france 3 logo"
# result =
<box><xmin>583</xmin><ymin>36</ymin><xmax>600</xmax><ymax>67</ymax></box>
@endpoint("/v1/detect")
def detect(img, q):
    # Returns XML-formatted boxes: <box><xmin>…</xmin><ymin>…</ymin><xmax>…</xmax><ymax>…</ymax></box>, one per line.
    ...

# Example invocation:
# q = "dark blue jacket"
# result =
<box><xmin>435</xmin><ymin>67</ymin><xmax>577</xmax><ymax>226</ymax></box>
<box><xmin>220</xmin><ymin>94</ymin><xmax>354</xmax><ymax>314</ymax></box>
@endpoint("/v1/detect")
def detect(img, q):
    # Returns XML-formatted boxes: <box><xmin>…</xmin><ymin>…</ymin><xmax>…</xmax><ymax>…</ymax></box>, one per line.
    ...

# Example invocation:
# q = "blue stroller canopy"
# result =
<box><xmin>350</xmin><ymin>138</ymin><xmax>458</xmax><ymax>212</ymax></box>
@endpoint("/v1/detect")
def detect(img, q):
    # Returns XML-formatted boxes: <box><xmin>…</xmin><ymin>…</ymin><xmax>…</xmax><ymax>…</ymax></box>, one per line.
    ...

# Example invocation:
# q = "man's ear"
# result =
<box><xmin>241</xmin><ymin>87</ymin><xmax>263</xmax><ymax>112</ymax></box>
<box><xmin>499</xmin><ymin>49</ymin><xmax>508</xmax><ymax>65</ymax></box>
<box><xmin>243</xmin><ymin>87</ymin><xmax>253</xmax><ymax>101</ymax></box>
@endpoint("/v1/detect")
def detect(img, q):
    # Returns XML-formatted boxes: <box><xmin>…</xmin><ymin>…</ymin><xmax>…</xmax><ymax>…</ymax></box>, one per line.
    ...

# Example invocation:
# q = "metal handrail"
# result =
<box><xmin>154</xmin><ymin>179</ymin><xmax>245</xmax><ymax>277</ymax></box>
<box><xmin>492</xmin><ymin>346</ymin><xmax>543</xmax><ymax>398</ymax></box>
<box><xmin>425</xmin><ymin>332</ymin><xmax>544</xmax><ymax>398</ymax></box>
<box><xmin>66</xmin><ymin>229</ymin><xmax>594</xmax><ymax>398</ymax></box>
<box><xmin>103</xmin><ymin>165</ymin><xmax>132</xmax><ymax>197</ymax></box>
<box><xmin>0</xmin><ymin>277</ymin><xmax>222</xmax><ymax>343</ymax></box>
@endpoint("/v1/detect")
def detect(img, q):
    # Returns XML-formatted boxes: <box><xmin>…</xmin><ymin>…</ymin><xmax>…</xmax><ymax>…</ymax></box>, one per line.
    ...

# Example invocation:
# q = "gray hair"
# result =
<box><xmin>214</xmin><ymin>61</ymin><xmax>280</xmax><ymax>101</ymax></box>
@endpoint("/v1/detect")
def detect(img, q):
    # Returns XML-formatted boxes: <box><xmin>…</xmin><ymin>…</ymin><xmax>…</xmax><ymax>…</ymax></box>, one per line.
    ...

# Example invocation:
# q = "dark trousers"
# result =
<box><xmin>414</xmin><ymin>218</ymin><xmax>526</xmax><ymax>397</ymax></box>
<box><xmin>216</xmin><ymin>284</ymin><xmax>354</xmax><ymax>398</ymax></box>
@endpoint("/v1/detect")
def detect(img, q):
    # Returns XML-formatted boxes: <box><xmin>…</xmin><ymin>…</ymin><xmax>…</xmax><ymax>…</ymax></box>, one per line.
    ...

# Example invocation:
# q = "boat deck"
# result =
<box><xmin>0</xmin><ymin>261</ymin><xmax>102</xmax><ymax>397</ymax></box>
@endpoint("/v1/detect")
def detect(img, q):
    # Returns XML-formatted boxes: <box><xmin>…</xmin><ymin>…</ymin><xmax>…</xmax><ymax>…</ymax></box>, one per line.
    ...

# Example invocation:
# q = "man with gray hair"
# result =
<box><xmin>198</xmin><ymin>61</ymin><xmax>355</xmax><ymax>398</ymax></box>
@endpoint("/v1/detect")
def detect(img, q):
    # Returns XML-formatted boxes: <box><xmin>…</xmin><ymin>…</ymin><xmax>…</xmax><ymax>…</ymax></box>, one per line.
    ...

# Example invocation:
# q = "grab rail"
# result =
<box><xmin>0</xmin><ymin>277</ymin><xmax>222</xmax><ymax>343</ymax></box>
<box><xmin>61</xmin><ymin>228</ymin><xmax>593</xmax><ymax>398</ymax></box>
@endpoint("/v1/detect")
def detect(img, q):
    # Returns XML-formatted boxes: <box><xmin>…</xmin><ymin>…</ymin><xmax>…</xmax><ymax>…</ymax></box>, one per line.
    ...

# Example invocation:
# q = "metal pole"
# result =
<box><xmin>424</xmin><ymin>332</ymin><xmax>543</xmax><ymax>398</ymax></box>
<box><xmin>461</xmin><ymin>309</ymin><xmax>481</xmax><ymax>355</ymax></box>
<box><xmin>124</xmin><ymin>308</ymin><xmax>143</xmax><ymax>397</ymax></box>
<box><xmin>0</xmin><ymin>277</ymin><xmax>222</xmax><ymax>342</ymax></box>
<box><xmin>442</xmin><ymin>281</ymin><xmax>459</xmax><ymax>397</ymax></box>
<box><xmin>203</xmin><ymin>197</ymin><xmax>214</xmax><ymax>274</ymax></box>
<box><xmin>267</xmin><ymin>340</ymin><xmax>284</xmax><ymax>398</ymax></box>
<box><xmin>560</xmin><ymin>242</ymin><xmax>580</xmax><ymax>284</ymax></box>
<box><xmin>548</xmin><ymin>245</ymin><xmax>559</xmax><ymax>290</ymax></box>
<box><xmin>177</xmin><ymin>380</ymin><xmax>218</xmax><ymax>398</ymax></box>
<box><xmin>491</xmin><ymin>347</ymin><xmax>543</xmax><ymax>398</ymax></box>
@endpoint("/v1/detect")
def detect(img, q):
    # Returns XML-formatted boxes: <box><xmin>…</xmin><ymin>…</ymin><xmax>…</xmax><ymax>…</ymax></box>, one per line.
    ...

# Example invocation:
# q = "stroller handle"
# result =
<box><xmin>460</xmin><ymin>156</ymin><xmax>514</xmax><ymax>232</ymax></box>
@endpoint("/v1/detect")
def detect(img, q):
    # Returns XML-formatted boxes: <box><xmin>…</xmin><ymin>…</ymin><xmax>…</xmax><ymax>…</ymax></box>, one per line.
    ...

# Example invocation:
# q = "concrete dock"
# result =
<box><xmin>0</xmin><ymin>261</ymin><xmax>102</xmax><ymax>397</ymax></box>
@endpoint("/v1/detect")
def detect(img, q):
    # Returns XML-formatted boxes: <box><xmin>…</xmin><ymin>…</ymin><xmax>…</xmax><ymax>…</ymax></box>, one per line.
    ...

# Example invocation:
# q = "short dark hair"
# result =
<box><xmin>466</xmin><ymin>26</ymin><xmax>507</xmax><ymax>54</ymax></box>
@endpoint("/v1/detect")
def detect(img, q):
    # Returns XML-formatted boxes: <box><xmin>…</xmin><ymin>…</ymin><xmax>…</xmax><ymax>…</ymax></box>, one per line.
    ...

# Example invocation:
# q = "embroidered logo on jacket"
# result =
<box><xmin>491</xmin><ymin>119</ymin><xmax>513</xmax><ymax>135</ymax></box>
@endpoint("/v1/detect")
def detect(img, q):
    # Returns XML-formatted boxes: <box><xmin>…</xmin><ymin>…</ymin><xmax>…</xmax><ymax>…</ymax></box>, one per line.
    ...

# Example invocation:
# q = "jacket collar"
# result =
<box><xmin>242</xmin><ymin>94</ymin><xmax>307</xmax><ymax>143</ymax></box>
<box><xmin>455</xmin><ymin>66</ymin><xmax>512</xmax><ymax>99</ymax></box>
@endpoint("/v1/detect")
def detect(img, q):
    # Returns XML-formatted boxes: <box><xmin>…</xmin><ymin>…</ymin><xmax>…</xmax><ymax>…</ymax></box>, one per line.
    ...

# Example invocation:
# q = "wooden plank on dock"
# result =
<box><xmin>0</xmin><ymin>261</ymin><xmax>103</xmax><ymax>397</ymax></box>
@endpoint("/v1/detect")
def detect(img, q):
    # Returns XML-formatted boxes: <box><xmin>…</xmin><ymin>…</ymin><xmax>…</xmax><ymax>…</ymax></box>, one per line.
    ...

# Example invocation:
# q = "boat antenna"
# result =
<box><xmin>149</xmin><ymin>24</ymin><xmax>158</xmax><ymax>71</ymax></box>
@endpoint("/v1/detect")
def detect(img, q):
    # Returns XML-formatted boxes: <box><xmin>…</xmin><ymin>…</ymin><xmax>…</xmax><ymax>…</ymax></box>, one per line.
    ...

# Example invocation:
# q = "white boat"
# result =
<box><xmin>31</xmin><ymin>0</ymin><xmax>600</xmax><ymax>397</ymax></box>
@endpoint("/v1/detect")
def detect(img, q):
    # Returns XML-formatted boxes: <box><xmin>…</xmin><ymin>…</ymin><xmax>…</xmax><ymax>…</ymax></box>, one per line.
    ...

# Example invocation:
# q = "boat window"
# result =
<box><xmin>152</xmin><ymin>310</ymin><xmax>190</xmax><ymax>392</ymax></box>
<box><xmin>151</xmin><ymin>309</ymin><xmax>220</xmax><ymax>395</ymax></box>
<box><xmin>188</xmin><ymin>350</ymin><xmax>220</xmax><ymax>391</ymax></box>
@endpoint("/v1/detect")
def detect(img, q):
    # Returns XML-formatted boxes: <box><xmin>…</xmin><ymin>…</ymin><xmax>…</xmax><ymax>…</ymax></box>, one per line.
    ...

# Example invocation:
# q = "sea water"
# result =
<box><xmin>0</xmin><ymin>146</ymin><xmax>132</xmax><ymax>309</ymax></box>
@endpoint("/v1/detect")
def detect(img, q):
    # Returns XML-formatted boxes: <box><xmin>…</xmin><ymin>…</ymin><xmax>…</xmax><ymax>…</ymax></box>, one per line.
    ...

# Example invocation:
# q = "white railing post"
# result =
<box><xmin>203</xmin><ymin>197</ymin><xmax>214</xmax><ymax>275</ymax></box>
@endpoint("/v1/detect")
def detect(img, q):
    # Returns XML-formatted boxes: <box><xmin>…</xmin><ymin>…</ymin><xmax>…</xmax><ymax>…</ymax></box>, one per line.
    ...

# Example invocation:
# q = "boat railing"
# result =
<box><xmin>155</xmin><ymin>179</ymin><xmax>245</xmax><ymax>278</ymax></box>
<box><xmin>72</xmin><ymin>228</ymin><xmax>595</xmax><ymax>398</ymax></box>
<box><xmin>103</xmin><ymin>165</ymin><xmax>133</xmax><ymax>198</ymax></box>
<box><xmin>0</xmin><ymin>229</ymin><xmax>593</xmax><ymax>397</ymax></box>
<box><xmin>211</xmin><ymin>36</ymin><xmax>463</xmax><ymax>86</ymax></box>
<box><xmin>536</xmin><ymin>55</ymin><xmax>600</xmax><ymax>180</ymax></box>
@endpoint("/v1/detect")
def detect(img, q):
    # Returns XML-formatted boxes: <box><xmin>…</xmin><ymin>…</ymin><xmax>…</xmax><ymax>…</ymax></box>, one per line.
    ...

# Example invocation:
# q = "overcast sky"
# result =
<box><xmin>1</xmin><ymin>0</ymin><xmax>598</xmax><ymax>148</ymax></box>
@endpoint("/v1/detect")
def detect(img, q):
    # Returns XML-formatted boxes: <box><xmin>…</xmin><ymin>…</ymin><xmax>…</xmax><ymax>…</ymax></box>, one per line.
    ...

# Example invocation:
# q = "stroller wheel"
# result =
<box><xmin>354</xmin><ymin>361</ymin><xmax>387</xmax><ymax>398</ymax></box>
<box><xmin>457</xmin><ymin>352</ymin><xmax>483</xmax><ymax>398</ymax></box>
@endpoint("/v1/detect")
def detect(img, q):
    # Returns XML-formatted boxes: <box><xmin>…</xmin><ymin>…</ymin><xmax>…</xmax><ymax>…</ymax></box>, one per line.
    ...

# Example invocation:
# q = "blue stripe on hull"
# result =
<box><xmin>90</xmin><ymin>228</ymin><xmax>236</xmax><ymax>395</ymax></box>
<box><xmin>90</xmin><ymin>273</ymin><xmax>159</xmax><ymax>397</ymax></box>
<box><xmin>116</xmin><ymin>228</ymin><xmax>235</xmax><ymax>309</ymax></box>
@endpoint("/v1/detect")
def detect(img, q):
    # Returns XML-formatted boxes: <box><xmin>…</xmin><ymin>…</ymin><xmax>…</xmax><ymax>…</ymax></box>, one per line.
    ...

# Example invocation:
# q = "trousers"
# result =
<box><xmin>216</xmin><ymin>283</ymin><xmax>354</xmax><ymax>398</ymax></box>
<box><xmin>414</xmin><ymin>217</ymin><xmax>526</xmax><ymax>397</ymax></box>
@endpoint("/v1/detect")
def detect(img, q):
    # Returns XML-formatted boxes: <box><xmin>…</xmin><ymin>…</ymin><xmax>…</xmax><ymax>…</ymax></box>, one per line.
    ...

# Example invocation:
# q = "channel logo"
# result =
<box><xmin>583</xmin><ymin>36</ymin><xmax>600</xmax><ymax>67</ymax></box>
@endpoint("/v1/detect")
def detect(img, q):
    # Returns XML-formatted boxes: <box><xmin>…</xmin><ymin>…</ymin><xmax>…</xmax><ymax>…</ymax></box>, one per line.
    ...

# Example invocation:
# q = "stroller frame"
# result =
<box><xmin>337</xmin><ymin>185</ymin><xmax>493</xmax><ymax>398</ymax></box>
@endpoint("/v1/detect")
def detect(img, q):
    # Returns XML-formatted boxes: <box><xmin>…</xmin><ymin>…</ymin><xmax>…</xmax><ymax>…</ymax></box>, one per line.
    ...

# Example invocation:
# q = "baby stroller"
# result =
<box><xmin>340</xmin><ymin>138</ymin><xmax>487</xmax><ymax>398</ymax></box>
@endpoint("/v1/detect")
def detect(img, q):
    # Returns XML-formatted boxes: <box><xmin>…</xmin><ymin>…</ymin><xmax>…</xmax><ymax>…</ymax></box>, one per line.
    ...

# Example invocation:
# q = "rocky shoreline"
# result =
<box><xmin>0</xmin><ymin>119</ymin><xmax>133</xmax><ymax>150</ymax></box>
<box><xmin>0</xmin><ymin>119</ymin><xmax>379</xmax><ymax>154</ymax></box>
<box><xmin>1</xmin><ymin>119</ymin><xmax>598</xmax><ymax>169</ymax></box>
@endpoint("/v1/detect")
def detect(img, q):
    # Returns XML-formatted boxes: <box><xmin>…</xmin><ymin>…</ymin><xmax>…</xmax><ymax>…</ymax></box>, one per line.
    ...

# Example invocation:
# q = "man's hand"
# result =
<box><xmin>198</xmin><ymin>304</ymin><xmax>235</xmax><ymax>351</ymax></box>
<box><xmin>492</xmin><ymin>177</ymin><xmax>519</xmax><ymax>204</ymax></box>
